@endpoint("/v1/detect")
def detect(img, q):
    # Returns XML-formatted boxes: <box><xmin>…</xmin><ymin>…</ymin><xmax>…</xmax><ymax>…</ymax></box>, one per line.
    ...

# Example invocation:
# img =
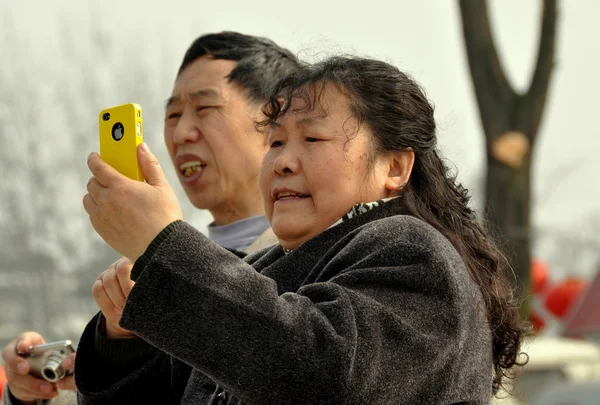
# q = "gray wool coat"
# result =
<box><xmin>74</xmin><ymin>199</ymin><xmax>493</xmax><ymax>405</ymax></box>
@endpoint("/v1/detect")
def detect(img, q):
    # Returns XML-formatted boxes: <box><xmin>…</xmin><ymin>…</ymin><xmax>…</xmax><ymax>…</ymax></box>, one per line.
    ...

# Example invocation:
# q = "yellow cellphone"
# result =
<box><xmin>98</xmin><ymin>103</ymin><xmax>144</xmax><ymax>182</ymax></box>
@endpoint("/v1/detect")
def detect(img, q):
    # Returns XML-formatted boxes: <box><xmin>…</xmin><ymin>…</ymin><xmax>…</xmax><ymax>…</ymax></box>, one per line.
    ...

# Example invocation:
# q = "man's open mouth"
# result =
<box><xmin>179</xmin><ymin>161</ymin><xmax>205</xmax><ymax>177</ymax></box>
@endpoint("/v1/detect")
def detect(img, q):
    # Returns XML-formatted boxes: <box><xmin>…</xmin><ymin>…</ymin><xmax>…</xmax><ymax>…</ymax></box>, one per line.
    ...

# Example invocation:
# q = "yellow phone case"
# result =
<box><xmin>98</xmin><ymin>103</ymin><xmax>144</xmax><ymax>181</ymax></box>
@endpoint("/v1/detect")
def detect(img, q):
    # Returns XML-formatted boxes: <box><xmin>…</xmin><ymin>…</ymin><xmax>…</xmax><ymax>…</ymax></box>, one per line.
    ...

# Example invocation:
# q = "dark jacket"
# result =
<box><xmin>75</xmin><ymin>199</ymin><xmax>493</xmax><ymax>404</ymax></box>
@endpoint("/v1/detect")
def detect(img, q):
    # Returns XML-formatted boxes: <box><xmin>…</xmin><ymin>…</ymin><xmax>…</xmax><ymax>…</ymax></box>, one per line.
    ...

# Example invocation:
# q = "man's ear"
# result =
<box><xmin>384</xmin><ymin>149</ymin><xmax>415</xmax><ymax>194</ymax></box>
<box><xmin>248</xmin><ymin>103</ymin><xmax>270</xmax><ymax>145</ymax></box>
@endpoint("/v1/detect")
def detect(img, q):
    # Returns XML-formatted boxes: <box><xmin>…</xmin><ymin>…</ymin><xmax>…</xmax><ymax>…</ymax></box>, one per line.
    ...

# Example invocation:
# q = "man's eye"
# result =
<box><xmin>166</xmin><ymin>113</ymin><xmax>181</xmax><ymax>120</ymax></box>
<box><xmin>306</xmin><ymin>137</ymin><xmax>319</xmax><ymax>142</ymax></box>
<box><xmin>270</xmin><ymin>141</ymin><xmax>283</xmax><ymax>148</ymax></box>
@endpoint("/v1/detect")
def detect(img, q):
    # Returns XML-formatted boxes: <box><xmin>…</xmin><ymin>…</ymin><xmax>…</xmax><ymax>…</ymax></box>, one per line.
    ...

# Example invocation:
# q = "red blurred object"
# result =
<box><xmin>545</xmin><ymin>278</ymin><xmax>588</xmax><ymax>319</ymax></box>
<box><xmin>531</xmin><ymin>259</ymin><xmax>550</xmax><ymax>294</ymax></box>
<box><xmin>0</xmin><ymin>365</ymin><xmax>7</xmax><ymax>399</ymax></box>
<box><xmin>529</xmin><ymin>311</ymin><xmax>546</xmax><ymax>333</ymax></box>
<box><xmin>563</xmin><ymin>269</ymin><xmax>600</xmax><ymax>338</ymax></box>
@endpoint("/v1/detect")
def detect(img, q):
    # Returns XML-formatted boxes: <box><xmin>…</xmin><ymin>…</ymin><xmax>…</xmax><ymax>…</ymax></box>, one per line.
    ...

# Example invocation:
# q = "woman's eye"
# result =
<box><xmin>166</xmin><ymin>113</ymin><xmax>181</xmax><ymax>120</ymax></box>
<box><xmin>270</xmin><ymin>141</ymin><xmax>283</xmax><ymax>148</ymax></box>
<box><xmin>306</xmin><ymin>137</ymin><xmax>319</xmax><ymax>142</ymax></box>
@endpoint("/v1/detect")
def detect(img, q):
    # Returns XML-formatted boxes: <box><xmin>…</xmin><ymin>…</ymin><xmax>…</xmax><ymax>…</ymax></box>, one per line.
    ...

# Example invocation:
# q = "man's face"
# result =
<box><xmin>164</xmin><ymin>56</ymin><xmax>269</xmax><ymax>223</ymax></box>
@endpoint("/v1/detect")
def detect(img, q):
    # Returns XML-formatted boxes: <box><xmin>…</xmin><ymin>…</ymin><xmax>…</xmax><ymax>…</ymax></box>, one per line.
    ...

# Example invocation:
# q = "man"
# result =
<box><xmin>1</xmin><ymin>31</ymin><xmax>300</xmax><ymax>405</ymax></box>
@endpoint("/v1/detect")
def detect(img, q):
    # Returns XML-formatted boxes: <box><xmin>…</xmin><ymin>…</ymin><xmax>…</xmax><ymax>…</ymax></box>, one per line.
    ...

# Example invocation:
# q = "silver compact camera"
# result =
<box><xmin>20</xmin><ymin>340</ymin><xmax>75</xmax><ymax>382</ymax></box>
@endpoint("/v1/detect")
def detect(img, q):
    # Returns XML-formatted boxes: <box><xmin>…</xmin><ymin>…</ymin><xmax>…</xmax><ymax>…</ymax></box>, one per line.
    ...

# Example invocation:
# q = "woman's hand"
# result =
<box><xmin>83</xmin><ymin>143</ymin><xmax>183</xmax><ymax>261</ymax></box>
<box><xmin>92</xmin><ymin>257</ymin><xmax>137</xmax><ymax>339</ymax></box>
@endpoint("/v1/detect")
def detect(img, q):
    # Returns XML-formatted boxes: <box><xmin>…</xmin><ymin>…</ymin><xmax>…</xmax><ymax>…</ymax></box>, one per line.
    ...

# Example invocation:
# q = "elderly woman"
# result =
<box><xmin>77</xmin><ymin>56</ymin><xmax>525</xmax><ymax>405</ymax></box>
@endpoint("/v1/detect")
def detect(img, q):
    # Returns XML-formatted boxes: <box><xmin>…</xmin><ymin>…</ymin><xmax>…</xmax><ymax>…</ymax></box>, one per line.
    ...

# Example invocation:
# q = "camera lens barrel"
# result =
<box><xmin>42</xmin><ymin>356</ymin><xmax>65</xmax><ymax>382</ymax></box>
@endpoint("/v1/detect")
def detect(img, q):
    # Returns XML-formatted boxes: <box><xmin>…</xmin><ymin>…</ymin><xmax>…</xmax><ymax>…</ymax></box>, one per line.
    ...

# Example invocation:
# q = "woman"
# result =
<box><xmin>78</xmin><ymin>56</ymin><xmax>526</xmax><ymax>405</ymax></box>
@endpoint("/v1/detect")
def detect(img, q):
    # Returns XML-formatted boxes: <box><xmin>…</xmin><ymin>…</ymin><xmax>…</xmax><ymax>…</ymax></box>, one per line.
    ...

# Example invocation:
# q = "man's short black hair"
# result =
<box><xmin>178</xmin><ymin>31</ymin><xmax>301</xmax><ymax>103</ymax></box>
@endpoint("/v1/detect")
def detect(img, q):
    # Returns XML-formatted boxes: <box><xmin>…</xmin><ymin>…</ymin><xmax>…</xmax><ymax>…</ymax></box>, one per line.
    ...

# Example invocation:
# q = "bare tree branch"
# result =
<box><xmin>458</xmin><ymin>0</ymin><xmax>517</xmax><ymax>139</ymax></box>
<box><xmin>518</xmin><ymin>0</ymin><xmax>558</xmax><ymax>139</ymax></box>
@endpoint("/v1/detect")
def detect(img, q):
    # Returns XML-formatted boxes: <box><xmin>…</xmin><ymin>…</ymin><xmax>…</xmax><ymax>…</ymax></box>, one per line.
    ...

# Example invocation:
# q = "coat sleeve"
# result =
<box><xmin>74</xmin><ymin>313</ymin><xmax>193</xmax><ymax>405</ymax></box>
<box><xmin>119</xmin><ymin>220</ymin><xmax>492</xmax><ymax>405</ymax></box>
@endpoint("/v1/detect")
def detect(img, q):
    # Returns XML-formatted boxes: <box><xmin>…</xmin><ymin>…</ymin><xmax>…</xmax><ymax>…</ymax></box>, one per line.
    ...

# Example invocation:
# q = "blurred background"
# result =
<box><xmin>0</xmin><ymin>0</ymin><xmax>598</xmax><ymax>403</ymax></box>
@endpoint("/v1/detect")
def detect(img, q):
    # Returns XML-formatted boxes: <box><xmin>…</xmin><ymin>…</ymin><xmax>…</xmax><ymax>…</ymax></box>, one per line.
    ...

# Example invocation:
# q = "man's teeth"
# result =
<box><xmin>179</xmin><ymin>161</ymin><xmax>204</xmax><ymax>177</ymax></box>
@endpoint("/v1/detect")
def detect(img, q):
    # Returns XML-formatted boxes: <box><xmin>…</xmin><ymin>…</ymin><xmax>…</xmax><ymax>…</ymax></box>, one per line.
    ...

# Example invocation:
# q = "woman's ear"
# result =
<box><xmin>384</xmin><ymin>149</ymin><xmax>415</xmax><ymax>194</ymax></box>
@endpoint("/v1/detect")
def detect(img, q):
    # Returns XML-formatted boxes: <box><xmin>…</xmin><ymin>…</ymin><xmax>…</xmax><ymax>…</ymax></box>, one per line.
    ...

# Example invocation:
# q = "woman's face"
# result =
<box><xmin>259</xmin><ymin>84</ymin><xmax>408</xmax><ymax>249</ymax></box>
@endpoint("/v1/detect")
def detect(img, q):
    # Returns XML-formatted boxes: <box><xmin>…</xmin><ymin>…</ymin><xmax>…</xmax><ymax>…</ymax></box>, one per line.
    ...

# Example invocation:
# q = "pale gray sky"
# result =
<box><xmin>2</xmin><ymin>0</ymin><xmax>599</xmax><ymax>274</ymax></box>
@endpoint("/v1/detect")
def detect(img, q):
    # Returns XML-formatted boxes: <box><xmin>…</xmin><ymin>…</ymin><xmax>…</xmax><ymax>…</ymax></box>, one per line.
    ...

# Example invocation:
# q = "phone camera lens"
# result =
<box><xmin>102</xmin><ymin>113</ymin><xmax>111</xmax><ymax>121</ymax></box>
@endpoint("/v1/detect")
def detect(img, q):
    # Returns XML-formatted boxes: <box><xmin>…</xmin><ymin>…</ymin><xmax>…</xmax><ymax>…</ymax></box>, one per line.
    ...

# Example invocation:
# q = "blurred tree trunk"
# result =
<box><xmin>458</xmin><ymin>0</ymin><xmax>558</xmax><ymax>317</ymax></box>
